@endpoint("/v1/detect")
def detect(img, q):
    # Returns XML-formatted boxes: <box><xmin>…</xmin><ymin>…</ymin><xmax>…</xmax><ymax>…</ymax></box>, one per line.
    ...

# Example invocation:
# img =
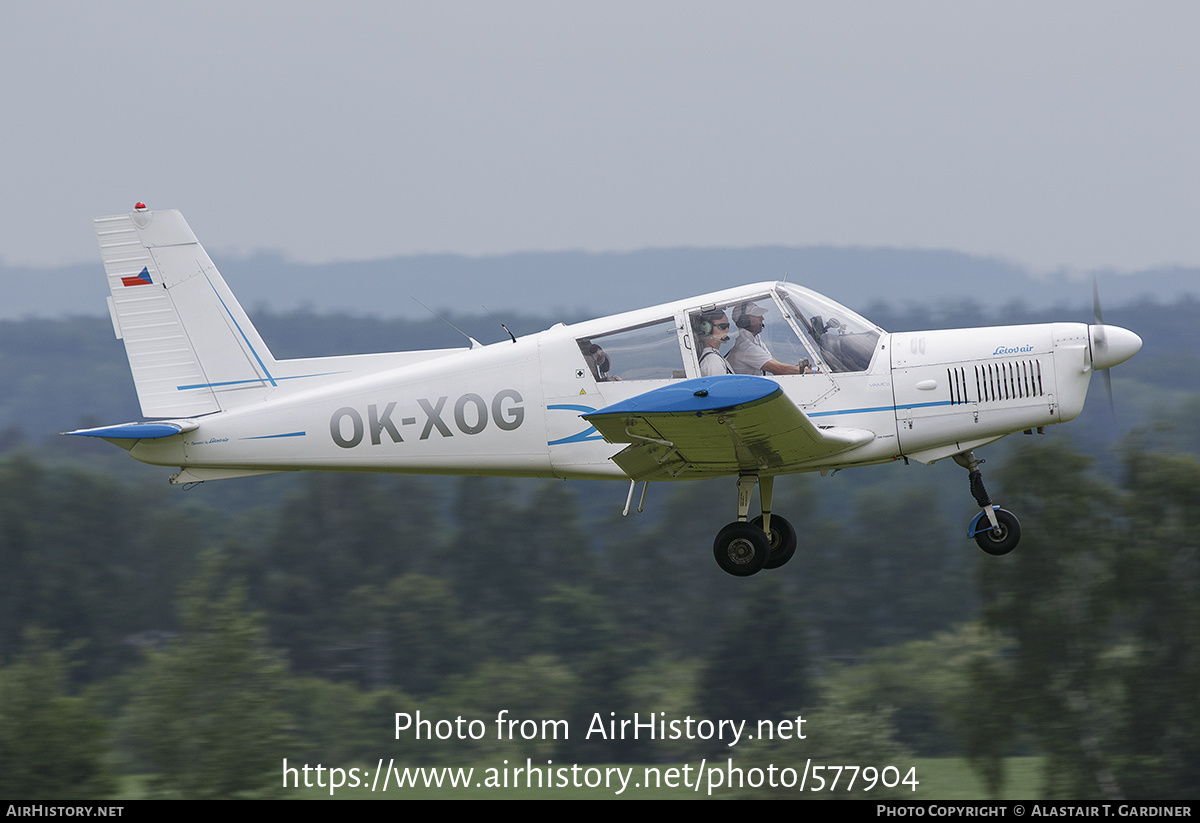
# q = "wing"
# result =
<box><xmin>582</xmin><ymin>375</ymin><xmax>874</xmax><ymax>480</ymax></box>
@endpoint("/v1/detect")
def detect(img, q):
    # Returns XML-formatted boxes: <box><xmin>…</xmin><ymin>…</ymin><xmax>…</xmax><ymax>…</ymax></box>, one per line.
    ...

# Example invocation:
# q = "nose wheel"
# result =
<box><xmin>955</xmin><ymin>450</ymin><xmax>1021</xmax><ymax>556</ymax></box>
<box><xmin>970</xmin><ymin>507</ymin><xmax>1021</xmax><ymax>555</ymax></box>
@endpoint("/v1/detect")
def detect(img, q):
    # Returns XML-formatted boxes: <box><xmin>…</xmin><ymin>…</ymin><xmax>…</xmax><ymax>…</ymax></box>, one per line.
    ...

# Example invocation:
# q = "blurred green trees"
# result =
<box><xmin>1</xmin><ymin>433</ymin><xmax>1198</xmax><ymax>798</ymax></box>
<box><xmin>118</xmin><ymin>551</ymin><xmax>293</xmax><ymax>798</ymax></box>
<box><xmin>697</xmin><ymin>577</ymin><xmax>814</xmax><ymax>731</ymax></box>
<box><xmin>0</xmin><ymin>630</ymin><xmax>114</xmax><ymax>799</ymax></box>
<box><xmin>961</xmin><ymin>442</ymin><xmax>1200</xmax><ymax>799</ymax></box>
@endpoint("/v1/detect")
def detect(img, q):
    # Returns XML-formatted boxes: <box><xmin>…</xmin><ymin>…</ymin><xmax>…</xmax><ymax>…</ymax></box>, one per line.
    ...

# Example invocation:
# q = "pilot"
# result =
<box><xmin>727</xmin><ymin>301</ymin><xmax>812</xmax><ymax>376</ymax></box>
<box><xmin>695</xmin><ymin>310</ymin><xmax>734</xmax><ymax>376</ymax></box>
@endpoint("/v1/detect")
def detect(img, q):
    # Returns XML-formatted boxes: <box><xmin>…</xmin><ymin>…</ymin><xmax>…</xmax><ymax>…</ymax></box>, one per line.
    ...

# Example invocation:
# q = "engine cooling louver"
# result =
<box><xmin>947</xmin><ymin>360</ymin><xmax>1045</xmax><ymax>405</ymax></box>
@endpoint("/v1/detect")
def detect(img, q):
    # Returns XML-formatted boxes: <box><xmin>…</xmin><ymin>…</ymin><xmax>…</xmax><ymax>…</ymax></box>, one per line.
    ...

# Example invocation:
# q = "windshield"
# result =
<box><xmin>776</xmin><ymin>286</ymin><xmax>882</xmax><ymax>373</ymax></box>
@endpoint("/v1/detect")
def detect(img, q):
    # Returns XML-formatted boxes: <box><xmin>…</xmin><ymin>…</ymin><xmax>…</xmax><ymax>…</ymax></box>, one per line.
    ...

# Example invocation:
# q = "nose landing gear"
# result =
<box><xmin>955</xmin><ymin>450</ymin><xmax>1021</xmax><ymax>556</ymax></box>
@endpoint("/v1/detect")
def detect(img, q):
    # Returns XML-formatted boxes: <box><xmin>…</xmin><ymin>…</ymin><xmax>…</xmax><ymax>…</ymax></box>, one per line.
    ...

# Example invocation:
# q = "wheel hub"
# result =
<box><xmin>727</xmin><ymin>538</ymin><xmax>757</xmax><ymax>564</ymax></box>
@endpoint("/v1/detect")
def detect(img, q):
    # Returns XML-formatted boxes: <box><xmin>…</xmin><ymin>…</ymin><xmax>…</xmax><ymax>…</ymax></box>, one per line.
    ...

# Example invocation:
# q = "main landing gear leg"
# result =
<box><xmin>955</xmin><ymin>450</ymin><xmax>1021</xmax><ymax>556</ymax></box>
<box><xmin>756</xmin><ymin>475</ymin><xmax>797</xmax><ymax>569</ymax></box>
<box><xmin>712</xmin><ymin>475</ymin><xmax>798</xmax><ymax>576</ymax></box>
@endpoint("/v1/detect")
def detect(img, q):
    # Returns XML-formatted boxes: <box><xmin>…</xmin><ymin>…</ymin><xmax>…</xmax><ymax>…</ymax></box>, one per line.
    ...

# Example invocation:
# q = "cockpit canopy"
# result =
<box><xmin>773</xmin><ymin>285</ymin><xmax>881</xmax><ymax>373</ymax></box>
<box><xmin>575</xmin><ymin>283</ymin><xmax>883</xmax><ymax>383</ymax></box>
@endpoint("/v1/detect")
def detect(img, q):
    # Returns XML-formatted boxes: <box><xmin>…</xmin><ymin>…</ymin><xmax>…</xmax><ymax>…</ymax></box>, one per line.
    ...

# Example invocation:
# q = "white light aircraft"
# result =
<box><xmin>68</xmin><ymin>206</ymin><xmax>1142</xmax><ymax>576</ymax></box>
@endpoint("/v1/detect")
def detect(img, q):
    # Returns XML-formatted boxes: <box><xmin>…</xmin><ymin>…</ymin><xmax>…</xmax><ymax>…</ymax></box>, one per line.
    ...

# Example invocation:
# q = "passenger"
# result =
<box><xmin>694</xmin><ymin>310</ymin><xmax>734</xmax><ymax>376</ymax></box>
<box><xmin>588</xmin><ymin>344</ymin><xmax>619</xmax><ymax>381</ymax></box>
<box><xmin>727</xmin><ymin>301</ymin><xmax>812</xmax><ymax>376</ymax></box>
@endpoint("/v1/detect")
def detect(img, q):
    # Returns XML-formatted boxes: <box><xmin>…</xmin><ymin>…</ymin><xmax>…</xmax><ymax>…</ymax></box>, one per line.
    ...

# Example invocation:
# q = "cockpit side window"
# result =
<box><xmin>576</xmin><ymin>318</ymin><xmax>686</xmax><ymax>382</ymax></box>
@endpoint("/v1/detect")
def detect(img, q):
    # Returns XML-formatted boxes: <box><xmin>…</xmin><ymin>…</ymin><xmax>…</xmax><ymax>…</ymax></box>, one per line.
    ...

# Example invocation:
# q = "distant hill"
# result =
<box><xmin>8</xmin><ymin>245</ymin><xmax>1200</xmax><ymax>321</ymax></box>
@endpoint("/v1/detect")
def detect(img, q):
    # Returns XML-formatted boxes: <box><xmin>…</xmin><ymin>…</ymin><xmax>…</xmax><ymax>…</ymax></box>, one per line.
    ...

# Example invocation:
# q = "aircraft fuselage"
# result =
<box><xmin>125</xmin><ymin>287</ymin><xmax>1095</xmax><ymax>483</ymax></box>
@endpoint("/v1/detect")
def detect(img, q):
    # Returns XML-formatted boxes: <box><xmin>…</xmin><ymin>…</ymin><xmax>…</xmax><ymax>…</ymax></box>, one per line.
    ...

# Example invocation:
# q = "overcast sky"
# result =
<box><xmin>3</xmin><ymin>2</ymin><xmax>1197</xmax><ymax>273</ymax></box>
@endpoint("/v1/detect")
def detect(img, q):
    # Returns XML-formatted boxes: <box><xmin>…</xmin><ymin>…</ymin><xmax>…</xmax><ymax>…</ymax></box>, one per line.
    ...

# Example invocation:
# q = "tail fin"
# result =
<box><xmin>95</xmin><ymin>208</ymin><xmax>279</xmax><ymax>417</ymax></box>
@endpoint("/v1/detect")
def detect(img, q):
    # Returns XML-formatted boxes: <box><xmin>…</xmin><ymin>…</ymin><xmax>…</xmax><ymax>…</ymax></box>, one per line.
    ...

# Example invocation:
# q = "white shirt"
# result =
<box><xmin>699</xmin><ymin>347</ymin><xmax>733</xmax><ymax>376</ymax></box>
<box><xmin>726</xmin><ymin>332</ymin><xmax>772</xmax><ymax>375</ymax></box>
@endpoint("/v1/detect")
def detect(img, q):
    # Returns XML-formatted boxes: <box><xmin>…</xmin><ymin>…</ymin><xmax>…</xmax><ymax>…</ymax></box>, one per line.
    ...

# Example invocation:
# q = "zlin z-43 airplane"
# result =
<box><xmin>68</xmin><ymin>205</ymin><xmax>1142</xmax><ymax>576</ymax></box>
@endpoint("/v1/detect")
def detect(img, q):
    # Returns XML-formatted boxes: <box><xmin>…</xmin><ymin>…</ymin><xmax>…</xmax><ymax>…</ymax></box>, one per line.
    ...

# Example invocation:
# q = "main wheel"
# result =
<box><xmin>974</xmin><ymin>508</ymin><xmax>1021</xmax><ymax>556</ymax></box>
<box><xmin>752</xmin><ymin>514</ymin><xmax>797</xmax><ymax>569</ymax></box>
<box><xmin>713</xmin><ymin>522</ymin><xmax>771</xmax><ymax>577</ymax></box>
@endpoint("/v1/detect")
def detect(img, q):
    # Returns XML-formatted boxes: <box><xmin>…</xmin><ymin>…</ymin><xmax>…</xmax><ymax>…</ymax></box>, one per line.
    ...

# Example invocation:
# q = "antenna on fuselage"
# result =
<box><xmin>481</xmin><ymin>304</ymin><xmax>518</xmax><ymax>343</ymax></box>
<box><xmin>411</xmin><ymin>297</ymin><xmax>482</xmax><ymax>349</ymax></box>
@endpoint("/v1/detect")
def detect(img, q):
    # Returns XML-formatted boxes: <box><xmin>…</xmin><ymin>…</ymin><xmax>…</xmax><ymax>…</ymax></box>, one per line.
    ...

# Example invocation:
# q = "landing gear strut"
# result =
<box><xmin>756</xmin><ymin>513</ymin><xmax>797</xmax><ymax>569</ymax></box>
<box><xmin>712</xmin><ymin>475</ymin><xmax>797</xmax><ymax>576</ymax></box>
<box><xmin>955</xmin><ymin>451</ymin><xmax>1021</xmax><ymax>555</ymax></box>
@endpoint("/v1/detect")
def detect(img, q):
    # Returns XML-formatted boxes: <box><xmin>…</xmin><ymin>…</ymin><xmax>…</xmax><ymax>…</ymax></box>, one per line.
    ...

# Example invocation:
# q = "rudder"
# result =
<box><xmin>96</xmin><ymin>207</ymin><xmax>279</xmax><ymax>417</ymax></box>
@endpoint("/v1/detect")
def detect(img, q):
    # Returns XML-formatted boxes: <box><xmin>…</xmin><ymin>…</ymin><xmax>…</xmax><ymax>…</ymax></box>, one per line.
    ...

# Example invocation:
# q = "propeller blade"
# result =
<box><xmin>1089</xmin><ymin>277</ymin><xmax>1142</xmax><ymax>413</ymax></box>
<box><xmin>1092</xmin><ymin>277</ymin><xmax>1107</xmax><ymax>357</ymax></box>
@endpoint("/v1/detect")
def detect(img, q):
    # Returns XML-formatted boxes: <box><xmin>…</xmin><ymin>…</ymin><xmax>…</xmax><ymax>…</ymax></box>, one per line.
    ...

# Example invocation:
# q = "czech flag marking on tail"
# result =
<box><xmin>121</xmin><ymin>266</ymin><xmax>153</xmax><ymax>287</ymax></box>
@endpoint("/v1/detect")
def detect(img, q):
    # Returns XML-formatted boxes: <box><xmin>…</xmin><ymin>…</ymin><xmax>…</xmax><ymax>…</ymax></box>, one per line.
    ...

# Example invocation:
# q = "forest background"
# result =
<box><xmin>0</xmin><ymin>249</ymin><xmax>1196</xmax><ymax>800</ymax></box>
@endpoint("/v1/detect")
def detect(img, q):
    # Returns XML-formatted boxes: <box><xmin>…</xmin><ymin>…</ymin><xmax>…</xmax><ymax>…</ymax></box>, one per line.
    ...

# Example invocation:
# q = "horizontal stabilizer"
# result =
<box><xmin>584</xmin><ymin>376</ymin><xmax>873</xmax><ymax>480</ymax></box>
<box><xmin>63</xmin><ymin>420</ymin><xmax>198</xmax><ymax>440</ymax></box>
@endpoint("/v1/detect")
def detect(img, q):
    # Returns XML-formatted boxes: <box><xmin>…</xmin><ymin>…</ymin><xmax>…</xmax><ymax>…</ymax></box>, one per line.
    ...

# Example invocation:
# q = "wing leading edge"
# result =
<box><xmin>582</xmin><ymin>375</ymin><xmax>874</xmax><ymax>481</ymax></box>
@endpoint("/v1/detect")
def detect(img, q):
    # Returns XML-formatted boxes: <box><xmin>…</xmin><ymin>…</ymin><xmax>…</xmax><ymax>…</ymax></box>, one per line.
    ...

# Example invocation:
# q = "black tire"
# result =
<box><xmin>753</xmin><ymin>514</ymin><xmax>797</xmax><ymax>569</ymax></box>
<box><xmin>713</xmin><ymin>522</ymin><xmax>771</xmax><ymax>577</ymax></box>
<box><xmin>974</xmin><ymin>508</ymin><xmax>1021</xmax><ymax>556</ymax></box>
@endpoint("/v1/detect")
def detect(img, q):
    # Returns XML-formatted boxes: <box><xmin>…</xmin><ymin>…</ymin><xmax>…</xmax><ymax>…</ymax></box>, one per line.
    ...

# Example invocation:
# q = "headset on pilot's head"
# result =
<box><xmin>733</xmin><ymin>301</ymin><xmax>769</xmax><ymax>330</ymax></box>
<box><xmin>694</xmin><ymin>309</ymin><xmax>732</xmax><ymax>340</ymax></box>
